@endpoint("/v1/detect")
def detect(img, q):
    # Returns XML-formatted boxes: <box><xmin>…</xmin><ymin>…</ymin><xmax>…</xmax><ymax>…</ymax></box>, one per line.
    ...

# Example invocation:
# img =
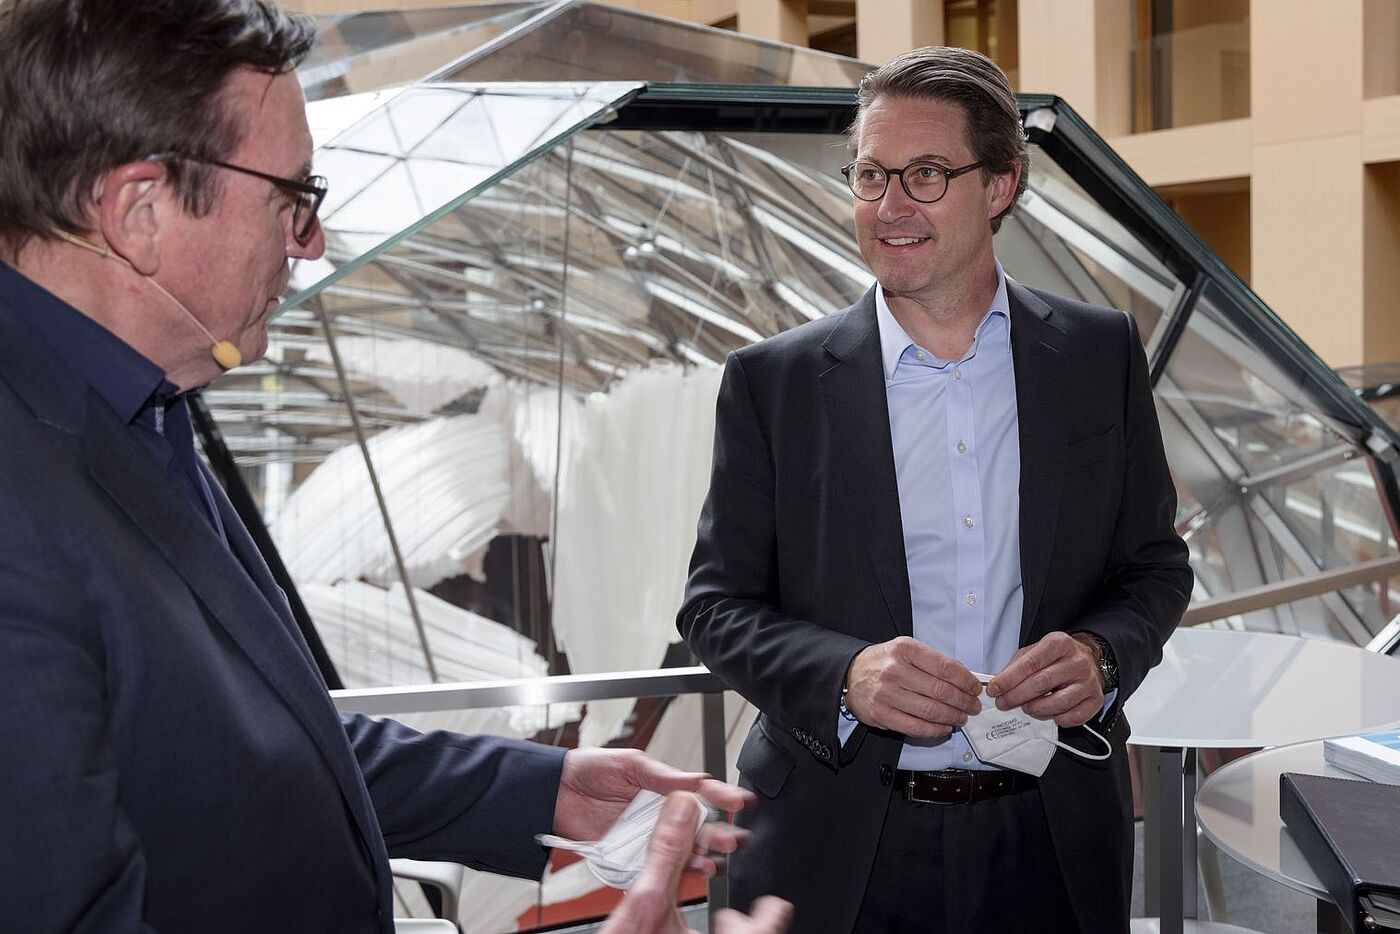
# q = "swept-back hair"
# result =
<box><xmin>0</xmin><ymin>0</ymin><xmax>316</xmax><ymax>257</ymax></box>
<box><xmin>850</xmin><ymin>46</ymin><xmax>1029</xmax><ymax>232</ymax></box>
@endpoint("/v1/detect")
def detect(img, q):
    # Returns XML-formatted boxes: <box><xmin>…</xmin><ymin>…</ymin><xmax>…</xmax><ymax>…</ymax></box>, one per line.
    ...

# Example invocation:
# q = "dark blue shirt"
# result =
<box><xmin>0</xmin><ymin>261</ymin><xmax>226</xmax><ymax>541</ymax></box>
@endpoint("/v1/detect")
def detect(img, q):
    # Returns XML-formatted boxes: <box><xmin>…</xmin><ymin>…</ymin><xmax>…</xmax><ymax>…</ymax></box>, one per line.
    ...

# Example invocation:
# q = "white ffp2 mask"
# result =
<box><xmin>536</xmin><ymin>790</ymin><xmax>709</xmax><ymax>889</ymax></box>
<box><xmin>962</xmin><ymin>682</ymin><xmax>1111</xmax><ymax>777</ymax></box>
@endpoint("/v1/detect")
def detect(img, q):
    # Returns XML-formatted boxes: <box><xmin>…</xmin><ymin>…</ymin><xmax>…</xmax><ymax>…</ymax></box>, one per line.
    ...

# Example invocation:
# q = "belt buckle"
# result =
<box><xmin>907</xmin><ymin>769</ymin><xmax>975</xmax><ymax>805</ymax></box>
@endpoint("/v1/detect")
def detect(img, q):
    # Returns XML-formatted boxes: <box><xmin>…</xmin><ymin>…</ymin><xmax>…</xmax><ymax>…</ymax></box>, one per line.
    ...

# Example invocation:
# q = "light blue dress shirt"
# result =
<box><xmin>837</xmin><ymin>263</ymin><xmax>1113</xmax><ymax>770</ymax></box>
<box><xmin>861</xmin><ymin>263</ymin><xmax>1023</xmax><ymax>771</ymax></box>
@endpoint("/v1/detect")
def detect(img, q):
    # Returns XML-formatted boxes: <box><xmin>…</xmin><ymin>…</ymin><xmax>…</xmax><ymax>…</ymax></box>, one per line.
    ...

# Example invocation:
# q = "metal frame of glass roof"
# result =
<box><xmin>192</xmin><ymin>4</ymin><xmax>1400</xmax><ymax>700</ymax></box>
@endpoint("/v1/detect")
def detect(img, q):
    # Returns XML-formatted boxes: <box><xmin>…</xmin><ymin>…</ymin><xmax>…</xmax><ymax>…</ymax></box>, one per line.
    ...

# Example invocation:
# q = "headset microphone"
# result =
<box><xmin>50</xmin><ymin>228</ymin><xmax>243</xmax><ymax>370</ymax></box>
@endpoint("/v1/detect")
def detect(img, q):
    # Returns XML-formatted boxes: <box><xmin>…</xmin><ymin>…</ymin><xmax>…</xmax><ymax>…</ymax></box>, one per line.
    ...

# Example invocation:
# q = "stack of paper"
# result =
<box><xmin>1324</xmin><ymin>730</ymin><xmax>1400</xmax><ymax>784</ymax></box>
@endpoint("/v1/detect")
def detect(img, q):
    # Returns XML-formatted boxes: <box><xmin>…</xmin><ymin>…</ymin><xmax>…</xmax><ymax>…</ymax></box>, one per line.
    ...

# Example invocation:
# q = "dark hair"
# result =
<box><xmin>0</xmin><ymin>0</ymin><xmax>316</xmax><ymax>257</ymax></box>
<box><xmin>850</xmin><ymin>46</ymin><xmax>1029</xmax><ymax>233</ymax></box>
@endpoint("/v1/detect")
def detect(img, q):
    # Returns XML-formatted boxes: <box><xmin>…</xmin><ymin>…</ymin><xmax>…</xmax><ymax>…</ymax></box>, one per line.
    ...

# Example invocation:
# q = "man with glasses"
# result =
<box><xmin>0</xmin><ymin>2</ymin><xmax>791</xmax><ymax>932</ymax></box>
<box><xmin>680</xmin><ymin>46</ymin><xmax>1191</xmax><ymax>932</ymax></box>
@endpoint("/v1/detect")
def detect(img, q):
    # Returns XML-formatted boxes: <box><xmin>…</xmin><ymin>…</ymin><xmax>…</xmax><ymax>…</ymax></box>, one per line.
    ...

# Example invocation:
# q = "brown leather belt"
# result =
<box><xmin>894</xmin><ymin>768</ymin><xmax>1037</xmax><ymax>805</ymax></box>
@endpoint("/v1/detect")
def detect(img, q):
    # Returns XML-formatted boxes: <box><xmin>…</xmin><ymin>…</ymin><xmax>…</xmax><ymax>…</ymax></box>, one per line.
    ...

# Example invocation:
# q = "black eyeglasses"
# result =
<box><xmin>840</xmin><ymin>159</ymin><xmax>984</xmax><ymax>204</ymax></box>
<box><xmin>152</xmin><ymin>152</ymin><xmax>328</xmax><ymax>245</ymax></box>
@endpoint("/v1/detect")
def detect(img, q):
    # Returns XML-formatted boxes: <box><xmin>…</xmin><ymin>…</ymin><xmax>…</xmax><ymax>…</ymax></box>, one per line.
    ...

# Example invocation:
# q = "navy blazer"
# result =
<box><xmin>0</xmin><ymin>286</ymin><xmax>565</xmax><ymax>932</ymax></box>
<box><xmin>679</xmin><ymin>282</ymin><xmax>1192</xmax><ymax>934</ymax></box>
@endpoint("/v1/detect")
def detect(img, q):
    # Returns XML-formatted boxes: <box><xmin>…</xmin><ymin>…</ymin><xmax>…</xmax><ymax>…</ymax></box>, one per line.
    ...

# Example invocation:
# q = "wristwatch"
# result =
<box><xmin>1082</xmin><ymin>633</ymin><xmax>1119</xmax><ymax>691</ymax></box>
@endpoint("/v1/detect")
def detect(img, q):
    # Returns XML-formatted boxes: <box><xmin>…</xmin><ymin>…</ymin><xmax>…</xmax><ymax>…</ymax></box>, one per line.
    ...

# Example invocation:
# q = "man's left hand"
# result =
<box><xmin>553</xmin><ymin>748</ymin><xmax>753</xmax><ymax>874</ymax></box>
<box><xmin>599</xmin><ymin>793</ymin><xmax>791</xmax><ymax>934</ymax></box>
<box><xmin>986</xmin><ymin>632</ymin><xmax>1103</xmax><ymax>727</ymax></box>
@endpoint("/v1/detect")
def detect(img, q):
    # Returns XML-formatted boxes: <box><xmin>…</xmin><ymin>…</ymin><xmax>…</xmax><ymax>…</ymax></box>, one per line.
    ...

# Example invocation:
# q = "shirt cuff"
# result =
<box><xmin>1098</xmin><ymin>687</ymin><xmax>1118</xmax><ymax>722</ymax></box>
<box><xmin>837</xmin><ymin>711</ymin><xmax>860</xmax><ymax>748</ymax></box>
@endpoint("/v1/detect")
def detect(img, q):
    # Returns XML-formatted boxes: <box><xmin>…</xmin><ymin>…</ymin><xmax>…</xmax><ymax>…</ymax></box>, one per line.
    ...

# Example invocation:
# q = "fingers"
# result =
<box><xmin>750</xmin><ymin>896</ymin><xmax>795</xmax><ymax>929</ymax></box>
<box><xmin>900</xmin><ymin>638</ymin><xmax>981</xmax><ymax>697</ymax></box>
<box><xmin>694</xmin><ymin>777</ymin><xmax>755</xmax><ymax>814</ymax></box>
<box><xmin>713</xmin><ymin>897</ymin><xmax>794</xmax><ymax>934</ymax></box>
<box><xmin>1020</xmin><ymin>671</ymin><xmax>1098</xmax><ymax>718</ymax></box>
<box><xmin>846</xmin><ymin>638</ymin><xmax>982</xmax><ymax>732</ymax></box>
<box><xmin>696</xmin><ymin>821</ymin><xmax>749</xmax><ymax>855</ymax></box>
<box><xmin>626</xmin><ymin>760</ymin><xmax>753</xmax><ymax>817</ymax></box>
<box><xmin>1050</xmin><ymin>695</ymin><xmax>1103</xmax><ymax>729</ymax></box>
<box><xmin>988</xmin><ymin>632</ymin><xmax>1092</xmax><ymax>710</ymax></box>
<box><xmin>882</xmin><ymin>685</ymin><xmax>978</xmax><ymax>737</ymax></box>
<box><xmin>630</xmin><ymin>792</ymin><xmax>702</xmax><ymax>898</ymax></box>
<box><xmin>600</xmin><ymin>793</ymin><xmax>702</xmax><ymax>934</ymax></box>
<box><xmin>688</xmin><ymin>821</ymin><xmax>748</xmax><ymax>876</ymax></box>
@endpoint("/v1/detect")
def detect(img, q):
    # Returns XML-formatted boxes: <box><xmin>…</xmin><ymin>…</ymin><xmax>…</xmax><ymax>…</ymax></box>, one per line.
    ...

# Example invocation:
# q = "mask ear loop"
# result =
<box><xmin>49</xmin><ymin>228</ymin><xmax>243</xmax><ymax>370</ymax></box>
<box><xmin>1050</xmin><ymin>723</ymin><xmax>1113</xmax><ymax>761</ymax></box>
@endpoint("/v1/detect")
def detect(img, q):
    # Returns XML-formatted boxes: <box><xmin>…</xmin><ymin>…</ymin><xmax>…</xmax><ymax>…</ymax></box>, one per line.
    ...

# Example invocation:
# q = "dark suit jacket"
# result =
<box><xmin>0</xmin><ymin>289</ymin><xmax>565</xmax><ymax>932</ymax></box>
<box><xmin>679</xmin><ymin>282</ymin><xmax>1192</xmax><ymax>934</ymax></box>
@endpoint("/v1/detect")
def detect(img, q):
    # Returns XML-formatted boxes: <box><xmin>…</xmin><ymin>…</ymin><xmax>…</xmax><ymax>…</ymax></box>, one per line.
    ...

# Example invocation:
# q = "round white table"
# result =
<box><xmin>1122</xmin><ymin>628</ymin><xmax>1400</xmax><ymax>934</ymax></box>
<box><xmin>1194</xmin><ymin>741</ymin><xmax>1339</xmax><ymax>900</ymax></box>
<box><xmin>1194</xmin><ymin>740</ymin><xmax>1368</xmax><ymax>933</ymax></box>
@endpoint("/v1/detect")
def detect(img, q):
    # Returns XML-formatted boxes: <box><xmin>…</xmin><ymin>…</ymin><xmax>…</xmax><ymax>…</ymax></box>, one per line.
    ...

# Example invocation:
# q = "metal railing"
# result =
<box><xmin>1181</xmin><ymin>554</ymin><xmax>1400</xmax><ymax>652</ymax></box>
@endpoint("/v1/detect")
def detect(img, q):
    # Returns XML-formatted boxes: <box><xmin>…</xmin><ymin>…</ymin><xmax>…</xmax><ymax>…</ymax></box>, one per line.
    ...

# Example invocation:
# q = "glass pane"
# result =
<box><xmin>300</xmin><ymin>3</ymin><xmax>549</xmax><ymax>102</ymax></box>
<box><xmin>434</xmin><ymin>2</ymin><xmax>871</xmax><ymax>86</ymax></box>
<box><xmin>1160</xmin><ymin>280</ymin><xmax>1400</xmax><ymax>644</ymax></box>
<box><xmin>998</xmin><ymin>142</ymin><xmax>1181</xmax><ymax>345</ymax></box>
<box><xmin>288</xmin><ymin>81</ymin><xmax>645</xmax><ymax>307</ymax></box>
<box><xmin>1162</xmin><ymin>281</ymin><xmax>1337</xmax><ymax>476</ymax></box>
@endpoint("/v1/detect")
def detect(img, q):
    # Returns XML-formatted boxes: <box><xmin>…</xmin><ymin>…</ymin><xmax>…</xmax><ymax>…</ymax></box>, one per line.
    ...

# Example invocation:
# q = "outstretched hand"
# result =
<box><xmin>599</xmin><ymin>792</ymin><xmax>792</xmax><ymax>934</ymax></box>
<box><xmin>553</xmin><ymin>748</ymin><xmax>754</xmax><ymax>876</ymax></box>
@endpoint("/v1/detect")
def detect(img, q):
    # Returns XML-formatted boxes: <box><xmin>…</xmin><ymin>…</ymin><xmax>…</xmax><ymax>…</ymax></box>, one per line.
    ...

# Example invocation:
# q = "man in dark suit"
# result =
<box><xmin>679</xmin><ymin>46</ymin><xmax>1192</xmax><ymax>933</ymax></box>
<box><xmin>0</xmin><ymin>2</ymin><xmax>774</xmax><ymax>931</ymax></box>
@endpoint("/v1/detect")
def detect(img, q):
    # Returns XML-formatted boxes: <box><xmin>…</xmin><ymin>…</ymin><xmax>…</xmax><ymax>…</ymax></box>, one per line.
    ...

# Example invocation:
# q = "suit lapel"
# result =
<box><xmin>204</xmin><ymin>463</ymin><xmax>322</xmax><ymax>675</ymax></box>
<box><xmin>819</xmin><ymin>290</ymin><xmax>911</xmax><ymax>638</ymax></box>
<box><xmin>83</xmin><ymin>398</ymin><xmax>385</xmax><ymax>865</ymax></box>
<box><xmin>1008</xmin><ymin>282</ymin><xmax>1070</xmax><ymax>644</ymax></box>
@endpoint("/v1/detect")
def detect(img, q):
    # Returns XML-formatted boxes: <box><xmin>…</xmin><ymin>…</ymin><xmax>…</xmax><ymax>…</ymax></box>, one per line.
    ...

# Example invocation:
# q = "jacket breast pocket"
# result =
<box><xmin>736</xmin><ymin>718</ymin><xmax>797</xmax><ymax>799</ymax></box>
<box><xmin>1065</xmin><ymin>424</ymin><xmax>1118</xmax><ymax>472</ymax></box>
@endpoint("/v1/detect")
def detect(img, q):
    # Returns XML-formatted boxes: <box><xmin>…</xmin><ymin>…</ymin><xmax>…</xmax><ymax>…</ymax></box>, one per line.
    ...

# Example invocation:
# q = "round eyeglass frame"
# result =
<box><xmin>149</xmin><ymin>152</ymin><xmax>328</xmax><ymax>245</ymax></box>
<box><xmin>840</xmin><ymin>159</ymin><xmax>984</xmax><ymax>204</ymax></box>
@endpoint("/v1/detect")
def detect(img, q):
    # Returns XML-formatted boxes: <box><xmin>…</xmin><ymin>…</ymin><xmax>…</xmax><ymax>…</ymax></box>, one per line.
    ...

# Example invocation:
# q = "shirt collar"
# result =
<box><xmin>0</xmin><ymin>260</ymin><xmax>172</xmax><ymax>422</ymax></box>
<box><xmin>875</xmin><ymin>258</ymin><xmax>1011</xmax><ymax>381</ymax></box>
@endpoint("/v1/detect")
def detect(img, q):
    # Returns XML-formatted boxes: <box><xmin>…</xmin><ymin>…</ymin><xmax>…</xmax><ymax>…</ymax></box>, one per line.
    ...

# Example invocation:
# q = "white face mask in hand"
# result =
<box><xmin>962</xmin><ymin>682</ymin><xmax>1111</xmax><ymax>777</ymax></box>
<box><xmin>536</xmin><ymin>790</ymin><xmax>710</xmax><ymax>889</ymax></box>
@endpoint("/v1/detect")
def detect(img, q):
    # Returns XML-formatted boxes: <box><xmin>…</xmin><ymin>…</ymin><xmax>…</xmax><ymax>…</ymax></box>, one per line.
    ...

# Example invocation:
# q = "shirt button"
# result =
<box><xmin>953</xmin><ymin>369</ymin><xmax>963</xmax><ymax>380</ymax></box>
<box><xmin>966</xmin><ymin>592</ymin><xmax>977</xmax><ymax>606</ymax></box>
<box><xmin>962</xmin><ymin>751</ymin><xmax>973</xmax><ymax>763</ymax></box>
<box><xmin>915</xmin><ymin>350</ymin><xmax>926</xmax><ymax>360</ymax></box>
<box><xmin>956</xmin><ymin>441</ymin><xmax>967</xmax><ymax>454</ymax></box>
<box><xmin>964</xmin><ymin>516</ymin><xmax>975</xmax><ymax>529</ymax></box>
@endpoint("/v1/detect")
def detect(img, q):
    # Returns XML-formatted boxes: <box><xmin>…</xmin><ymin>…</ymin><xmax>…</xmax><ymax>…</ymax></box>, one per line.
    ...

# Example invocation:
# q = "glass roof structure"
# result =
<box><xmin>299</xmin><ymin>2</ymin><xmax>551</xmax><ymax>102</ymax></box>
<box><xmin>200</xmin><ymin>1</ymin><xmax>1400</xmax><ymax>714</ymax></box>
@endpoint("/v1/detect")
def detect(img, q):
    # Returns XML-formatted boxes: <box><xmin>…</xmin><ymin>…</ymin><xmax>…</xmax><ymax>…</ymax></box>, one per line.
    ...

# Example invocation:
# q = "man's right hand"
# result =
<box><xmin>843</xmin><ymin>637</ymin><xmax>982</xmax><ymax>737</ymax></box>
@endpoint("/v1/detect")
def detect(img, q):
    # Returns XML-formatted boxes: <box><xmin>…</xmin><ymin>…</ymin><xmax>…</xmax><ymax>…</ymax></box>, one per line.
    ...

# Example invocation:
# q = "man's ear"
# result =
<box><xmin>986</xmin><ymin>161</ymin><xmax>1022</xmax><ymax>222</ymax></box>
<box><xmin>95</xmin><ymin>161</ymin><xmax>170</xmax><ymax>277</ymax></box>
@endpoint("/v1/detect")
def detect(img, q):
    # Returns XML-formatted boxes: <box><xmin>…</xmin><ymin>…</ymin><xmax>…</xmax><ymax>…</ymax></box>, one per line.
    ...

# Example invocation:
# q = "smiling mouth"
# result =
<box><xmin>879</xmin><ymin>237</ymin><xmax>929</xmax><ymax>246</ymax></box>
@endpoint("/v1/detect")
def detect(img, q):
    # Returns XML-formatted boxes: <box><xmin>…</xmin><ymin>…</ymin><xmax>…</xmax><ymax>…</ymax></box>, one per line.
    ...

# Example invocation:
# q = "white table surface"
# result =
<box><xmin>1123</xmin><ymin>628</ymin><xmax>1400</xmax><ymax>748</ymax></box>
<box><xmin>1193</xmin><ymin>740</ymin><xmax>1365</xmax><ymax>900</ymax></box>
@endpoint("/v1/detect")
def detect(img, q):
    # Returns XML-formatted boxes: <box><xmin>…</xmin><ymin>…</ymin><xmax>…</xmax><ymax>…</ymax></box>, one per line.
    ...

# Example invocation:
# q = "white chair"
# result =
<box><xmin>391</xmin><ymin>858</ymin><xmax>466</xmax><ymax>928</ymax></box>
<box><xmin>394</xmin><ymin>921</ymin><xmax>458</xmax><ymax>933</ymax></box>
